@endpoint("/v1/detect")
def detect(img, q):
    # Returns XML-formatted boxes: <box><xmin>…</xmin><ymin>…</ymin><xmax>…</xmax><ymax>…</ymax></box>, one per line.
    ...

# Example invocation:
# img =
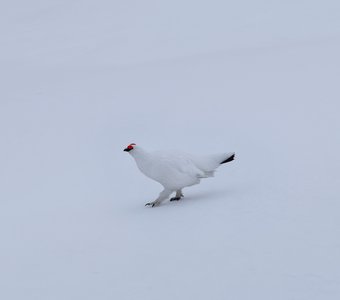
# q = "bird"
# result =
<box><xmin>124</xmin><ymin>143</ymin><xmax>235</xmax><ymax>207</ymax></box>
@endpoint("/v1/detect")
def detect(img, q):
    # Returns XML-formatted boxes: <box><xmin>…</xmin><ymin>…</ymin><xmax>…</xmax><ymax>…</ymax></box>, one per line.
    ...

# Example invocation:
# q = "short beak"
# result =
<box><xmin>124</xmin><ymin>148</ymin><xmax>131</xmax><ymax>152</ymax></box>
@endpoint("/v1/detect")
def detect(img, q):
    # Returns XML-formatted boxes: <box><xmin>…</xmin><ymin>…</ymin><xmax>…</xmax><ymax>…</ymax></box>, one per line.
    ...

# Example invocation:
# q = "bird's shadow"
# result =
<box><xmin>162</xmin><ymin>187</ymin><xmax>237</xmax><ymax>207</ymax></box>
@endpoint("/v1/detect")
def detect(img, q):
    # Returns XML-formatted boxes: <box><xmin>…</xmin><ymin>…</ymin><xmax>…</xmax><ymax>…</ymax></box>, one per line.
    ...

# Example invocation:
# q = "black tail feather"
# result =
<box><xmin>220</xmin><ymin>153</ymin><xmax>235</xmax><ymax>164</ymax></box>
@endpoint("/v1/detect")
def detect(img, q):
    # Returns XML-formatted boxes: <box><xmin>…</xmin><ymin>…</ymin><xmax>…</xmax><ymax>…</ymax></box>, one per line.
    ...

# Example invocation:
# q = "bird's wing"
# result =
<box><xmin>156</xmin><ymin>152</ymin><xmax>204</xmax><ymax>178</ymax></box>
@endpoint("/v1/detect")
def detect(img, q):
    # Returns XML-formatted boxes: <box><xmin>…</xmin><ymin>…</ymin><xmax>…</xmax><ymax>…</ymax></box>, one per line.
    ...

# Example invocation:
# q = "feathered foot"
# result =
<box><xmin>170</xmin><ymin>190</ymin><xmax>184</xmax><ymax>202</ymax></box>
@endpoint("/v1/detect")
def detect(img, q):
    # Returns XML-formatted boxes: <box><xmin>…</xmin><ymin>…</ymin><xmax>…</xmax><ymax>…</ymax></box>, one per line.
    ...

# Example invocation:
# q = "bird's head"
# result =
<box><xmin>123</xmin><ymin>143</ymin><xmax>136</xmax><ymax>153</ymax></box>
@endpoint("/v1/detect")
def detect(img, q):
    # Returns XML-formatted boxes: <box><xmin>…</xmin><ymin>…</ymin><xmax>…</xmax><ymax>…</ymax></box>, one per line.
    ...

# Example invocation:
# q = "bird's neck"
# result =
<box><xmin>130</xmin><ymin>147</ymin><xmax>150</xmax><ymax>161</ymax></box>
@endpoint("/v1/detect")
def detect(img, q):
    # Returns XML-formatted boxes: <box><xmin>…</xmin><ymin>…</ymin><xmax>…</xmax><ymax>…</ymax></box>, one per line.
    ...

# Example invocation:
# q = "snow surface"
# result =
<box><xmin>1</xmin><ymin>1</ymin><xmax>340</xmax><ymax>299</ymax></box>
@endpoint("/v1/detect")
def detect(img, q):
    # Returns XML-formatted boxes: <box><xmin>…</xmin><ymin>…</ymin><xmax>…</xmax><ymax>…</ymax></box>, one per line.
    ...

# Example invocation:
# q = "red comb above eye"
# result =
<box><xmin>127</xmin><ymin>145</ymin><xmax>134</xmax><ymax>150</ymax></box>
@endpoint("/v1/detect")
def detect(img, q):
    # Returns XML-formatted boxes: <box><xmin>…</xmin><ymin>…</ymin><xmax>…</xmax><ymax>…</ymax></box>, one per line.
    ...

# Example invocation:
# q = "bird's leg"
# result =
<box><xmin>170</xmin><ymin>190</ymin><xmax>184</xmax><ymax>201</ymax></box>
<box><xmin>145</xmin><ymin>189</ymin><xmax>173</xmax><ymax>207</ymax></box>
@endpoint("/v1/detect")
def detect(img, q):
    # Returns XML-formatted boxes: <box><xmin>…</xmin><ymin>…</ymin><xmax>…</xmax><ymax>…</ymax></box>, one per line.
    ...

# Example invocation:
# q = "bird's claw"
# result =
<box><xmin>145</xmin><ymin>202</ymin><xmax>159</xmax><ymax>207</ymax></box>
<box><xmin>170</xmin><ymin>197</ymin><xmax>181</xmax><ymax>201</ymax></box>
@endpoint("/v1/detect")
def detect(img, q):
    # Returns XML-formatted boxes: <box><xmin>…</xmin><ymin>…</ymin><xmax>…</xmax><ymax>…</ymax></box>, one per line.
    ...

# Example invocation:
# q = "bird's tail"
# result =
<box><xmin>220</xmin><ymin>152</ymin><xmax>235</xmax><ymax>165</ymax></box>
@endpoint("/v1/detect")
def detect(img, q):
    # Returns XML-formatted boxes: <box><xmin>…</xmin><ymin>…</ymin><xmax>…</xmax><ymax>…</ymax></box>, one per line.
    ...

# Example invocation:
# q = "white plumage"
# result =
<box><xmin>124</xmin><ymin>143</ymin><xmax>235</xmax><ymax>207</ymax></box>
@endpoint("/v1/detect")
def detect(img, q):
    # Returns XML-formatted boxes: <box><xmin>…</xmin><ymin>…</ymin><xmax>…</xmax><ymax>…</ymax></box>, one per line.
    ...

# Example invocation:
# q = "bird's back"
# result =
<box><xmin>190</xmin><ymin>152</ymin><xmax>235</xmax><ymax>176</ymax></box>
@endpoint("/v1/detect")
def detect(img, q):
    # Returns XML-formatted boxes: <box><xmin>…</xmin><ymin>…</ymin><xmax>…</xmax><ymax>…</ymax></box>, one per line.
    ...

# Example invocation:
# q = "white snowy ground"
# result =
<box><xmin>1</xmin><ymin>1</ymin><xmax>340</xmax><ymax>299</ymax></box>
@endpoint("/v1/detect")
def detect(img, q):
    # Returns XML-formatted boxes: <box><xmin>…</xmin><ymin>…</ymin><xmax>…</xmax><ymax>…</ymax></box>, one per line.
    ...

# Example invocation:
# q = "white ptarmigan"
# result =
<box><xmin>124</xmin><ymin>143</ymin><xmax>235</xmax><ymax>207</ymax></box>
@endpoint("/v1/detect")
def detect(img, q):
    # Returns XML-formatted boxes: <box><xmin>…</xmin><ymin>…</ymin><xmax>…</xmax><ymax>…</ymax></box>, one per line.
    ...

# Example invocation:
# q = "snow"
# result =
<box><xmin>1</xmin><ymin>1</ymin><xmax>340</xmax><ymax>299</ymax></box>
